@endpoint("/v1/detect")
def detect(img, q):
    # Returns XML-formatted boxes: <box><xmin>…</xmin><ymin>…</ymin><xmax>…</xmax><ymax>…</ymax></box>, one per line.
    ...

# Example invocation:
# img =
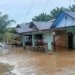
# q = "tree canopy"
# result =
<box><xmin>0</xmin><ymin>13</ymin><xmax>15</xmax><ymax>34</ymax></box>
<box><xmin>69</xmin><ymin>5</ymin><xmax>75</xmax><ymax>12</ymax></box>
<box><xmin>50</xmin><ymin>7</ymin><xmax>68</xmax><ymax>19</ymax></box>
<box><xmin>32</xmin><ymin>5</ymin><xmax>75</xmax><ymax>21</ymax></box>
<box><xmin>0</xmin><ymin>12</ymin><xmax>15</xmax><ymax>41</ymax></box>
<box><xmin>32</xmin><ymin>13</ymin><xmax>52</xmax><ymax>22</ymax></box>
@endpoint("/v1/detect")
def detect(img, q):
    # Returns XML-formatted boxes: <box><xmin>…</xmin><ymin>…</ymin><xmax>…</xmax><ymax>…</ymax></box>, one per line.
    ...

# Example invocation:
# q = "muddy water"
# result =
<box><xmin>0</xmin><ymin>47</ymin><xmax>75</xmax><ymax>75</ymax></box>
<box><xmin>0</xmin><ymin>63</ymin><xmax>14</xmax><ymax>75</ymax></box>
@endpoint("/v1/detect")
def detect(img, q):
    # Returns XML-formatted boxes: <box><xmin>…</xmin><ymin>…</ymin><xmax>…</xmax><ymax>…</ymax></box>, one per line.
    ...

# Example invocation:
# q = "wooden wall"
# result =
<box><xmin>54</xmin><ymin>30</ymin><xmax>67</xmax><ymax>48</ymax></box>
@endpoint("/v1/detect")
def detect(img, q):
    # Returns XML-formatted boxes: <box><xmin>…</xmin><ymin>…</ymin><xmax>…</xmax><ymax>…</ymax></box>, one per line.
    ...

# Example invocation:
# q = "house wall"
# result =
<box><xmin>53</xmin><ymin>28</ymin><xmax>75</xmax><ymax>49</ymax></box>
<box><xmin>55</xmin><ymin>31</ymin><xmax>67</xmax><ymax>48</ymax></box>
<box><xmin>21</xmin><ymin>31</ymin><xmax>53</xmax><ymax>52</ymax></box>
<box><xmin>43</xmin><ymin>33</ymin><xmax>48</xmax><ymax>44</ymax></box>
<box><xmin>32</xmin><ymin>34</ymin><xmax>35</xmax><ymax>47</ymax></box>
<box><xmin>55</xmin><ymin>13</ymin><xmax>75</xmax><ymax>49</ymax></box>
<box><xmin>21</xmin><ymin>35</ymin><xmax>25</xmax><ymax>46</ymax></box>
<box><xmin>44</xmin><ymin>32</ymin><xmax>53</xmax><ymax>51</ymax></box>
<box><xmin>67</xmin><ymin>28</ymin><xmax>75</xmax><ymax>48</ymax></box>
<box><xmin>20</xmin><ymin>31</ymin><xmax>55</xmax><ymax>51</ymax></box>
<box><xmin>56</xmin><ymin>15</ymin><xmax>75</xmax><ymax>28</ymax></box>
<box><xmin>43</xmin><ymin>32</ymin><xmax>53</xmax><ymax>51</ymax></box>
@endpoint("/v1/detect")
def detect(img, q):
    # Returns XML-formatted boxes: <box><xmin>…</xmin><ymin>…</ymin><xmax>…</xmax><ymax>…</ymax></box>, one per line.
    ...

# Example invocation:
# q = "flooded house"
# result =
<box><xmin>16</xmin><ymin>23</ymin><xmax>33</xmax><ymax>47</ymax></box>
<box><xmin>16</xmin><ymin>20</ymin><xmax>54</xmax><ymax>52</ymax></box>
<box><xmin>51</xmin><ymin>11</ymin><xmax>75</xmax><ymax>50</ymax></box>
<box><xmin>16</xmin><ymin>11</ymin><xmax>75</xmax><ymax>53</ymax></box>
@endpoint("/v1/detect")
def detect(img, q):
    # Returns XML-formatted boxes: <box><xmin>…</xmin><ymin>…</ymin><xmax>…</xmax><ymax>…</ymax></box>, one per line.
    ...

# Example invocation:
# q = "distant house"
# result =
<box><xmin>51</xmin><ymin>11</ymin><xmax>75</xmax><ymax>49</ymax></box>
<box><xmin>16</xmin><ymin>20</ymin><xmax>55</xmax><ymax>52</ymax></box>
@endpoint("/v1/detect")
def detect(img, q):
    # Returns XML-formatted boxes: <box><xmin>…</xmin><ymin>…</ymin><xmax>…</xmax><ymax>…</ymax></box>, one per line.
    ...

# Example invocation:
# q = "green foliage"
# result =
<box><xmin>0</xmin><ymin>28</ymin><xmax>17</xmax><ymax>44</ymax></box>
<box><xmin>32</xmin><ymin>7</ymin><xmax>68</xmax><ymax>21</ymax></box>
<box><xmin>32</xmin><ymin>5</ymin><xmax>75</xmax><ymax>21</ymax></box>
<box><xmin>0</xmin><ymin>12</ymin><xmax>15</xmax><ymax>41</ymax></box>
<box><xmin>7</xmin><ymin>28</ymin><xmax>16</xmax><ymax>34</ymax></box>
<box><xmin>50</xmin><ymin>7</ymin><xmax>68</xmax><ymax>19</ymax></box>
<box><xmin>32</xmin><ymin>13</ymin><xmax>52</xmax><ymax>21</ymax></box>
<box><xmin>69</xmin><ymin>5</ymin><xmax>75</xmax><ymax>12</ymax></box>
<box><xmin>0</xmin><ymin>13</ymin><xmax>15</xmax><ymax>34</ymax></box>
<box><xmin>4</xmin><ymin>32</ymin><xmax>14</xmax><ymax>44</ymax></box>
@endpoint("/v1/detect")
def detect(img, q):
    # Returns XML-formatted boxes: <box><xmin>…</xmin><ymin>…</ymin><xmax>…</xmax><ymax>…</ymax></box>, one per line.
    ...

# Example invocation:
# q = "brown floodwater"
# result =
<box><xmin>0</xmin><ymin>47</ymin><xmax>75</xmax><ymax>75</ymax></box>
<box><xmin>0</xmin><ymin>63</ymin><xmax>14</xmax><ymax>75</ymax></box>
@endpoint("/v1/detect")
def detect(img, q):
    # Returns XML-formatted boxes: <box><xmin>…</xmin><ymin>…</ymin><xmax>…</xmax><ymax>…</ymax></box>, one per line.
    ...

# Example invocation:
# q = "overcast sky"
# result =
<box><xmin>0</xmin><ymin>0</ymin><xmax>74</xmax><ymax>26</ymax></box>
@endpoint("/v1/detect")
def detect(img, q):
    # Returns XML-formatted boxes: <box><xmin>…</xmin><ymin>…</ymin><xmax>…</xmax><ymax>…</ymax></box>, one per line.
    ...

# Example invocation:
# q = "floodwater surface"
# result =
<box><xmin>0</xmin><ymin>63</ymin><xmax>14</xmax><ymax>75</ymax></box>
<box><xmin>0</xmin><ymin>47</ymin><xmax>75</xmax><ymax>75</ymax></box>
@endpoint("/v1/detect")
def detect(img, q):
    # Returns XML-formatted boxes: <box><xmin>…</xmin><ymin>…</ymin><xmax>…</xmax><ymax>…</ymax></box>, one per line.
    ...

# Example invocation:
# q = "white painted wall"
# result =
<box><xmin>43</xmin><ymin>33</ymin><xmax>48</xmax><ymax>44</ymax></box>
<box><xmin>43</xmin><ymin>32</ymin><xmax>53</xmax><ymax>51</ymax></box>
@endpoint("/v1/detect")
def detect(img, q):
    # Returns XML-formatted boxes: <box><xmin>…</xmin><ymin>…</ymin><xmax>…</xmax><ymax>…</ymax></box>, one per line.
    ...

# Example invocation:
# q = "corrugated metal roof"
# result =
<box><xmin>17</xmin><ymin>23</ymin><xmax>30</xmax><ymax>28</ymax></box>
<box><xmin>32</xmin><ymin>20</ymin><xmax>54</xmax><ymax>30</ymax></box>
<box><xmin>51</xmin><ymin>11</ymin><xmax>75</xmax><ymax>28</ymax></box>
<box><xmin>16</xmin><ymin>28</ymin><xmax>33</xmax><ymax>33</ymax></box>
<box><xmin>64</xmin><ymin>11</ymin><xmax>75</xmax><ymax>19</ymax></box>
<box><xmin>16</xmin><ymin>20</ymin><xmax>54</xmax><ymax>33</ymax></box>
<box><xmin>32</xmin><ymin>21</ymin><xmax>51</xmax><ymax>30</ymax></box>
<box><xmin>16</xmin><ymin>23</ymin><xmax>33</xmax><ymax>33</ymax></box>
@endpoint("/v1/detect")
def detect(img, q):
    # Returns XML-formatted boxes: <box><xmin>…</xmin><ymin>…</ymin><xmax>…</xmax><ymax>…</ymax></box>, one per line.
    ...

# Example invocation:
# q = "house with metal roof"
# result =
<box><xmin>16</xmin><ymin>20</ymin><xmax>54</xmax><ymax>53</ymax></box>
<box><xmin>51</xmin><ymin>11</ymin><xmax>75</xmax><ymax>50</ymax></box>
<box><xmin>16</xmin><ymin>11</ymin><xmax>75</xmax><ymax>52</ymax></box>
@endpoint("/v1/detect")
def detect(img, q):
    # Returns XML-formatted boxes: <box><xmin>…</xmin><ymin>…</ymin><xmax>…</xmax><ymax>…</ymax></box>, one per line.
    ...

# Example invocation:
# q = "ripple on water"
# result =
<box><xmin>54</xmin><ymin>66</ymin><xmax>75</xmax><ymax>75</ymax></box>
<box><xmin>0</xmin><ymin>62</ymin><xmax>16</xmax><ymax>75</ymax></box>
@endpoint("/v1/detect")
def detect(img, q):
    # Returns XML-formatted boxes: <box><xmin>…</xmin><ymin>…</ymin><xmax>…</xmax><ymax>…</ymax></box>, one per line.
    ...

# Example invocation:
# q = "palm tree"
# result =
<box><xmin>32</xmin><ymin>7</ymin><xmax>68</xmax><ymax>21</ymax></box>
<box><xmin>0</xmin><ymin>12</ymin><xmax>16</xmax><ymax>41</ymax></box>
<box><xmin>69</xmin><ymin>5</ymin><xmax>75</xmax><ymax>12</ymax></box>
<box><xmin>32</xmin><ymin>13</ymin><xmax>52</xmax><ymax>21</ymax></box>
<box><xmin>50</xmin><ymin>7</ymin><xmax>68</xmax><ymax>19</ymax></box>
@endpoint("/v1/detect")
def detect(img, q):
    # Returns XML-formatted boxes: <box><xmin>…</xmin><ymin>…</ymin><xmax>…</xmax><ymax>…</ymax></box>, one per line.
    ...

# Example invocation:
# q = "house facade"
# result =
<box><xmin>16</xmin><ymin>20</ymin><xmax>54</xmax><ymax>52</ymax></box>
<box><xmin>51</xmin><ymin>11</ymin><xmax>75</xmax><ymax>49</ymax></box>
<box><xmin>16</xmin><ymin>11</ymin><xmax>75</xmax><ymax>53</ymax></box>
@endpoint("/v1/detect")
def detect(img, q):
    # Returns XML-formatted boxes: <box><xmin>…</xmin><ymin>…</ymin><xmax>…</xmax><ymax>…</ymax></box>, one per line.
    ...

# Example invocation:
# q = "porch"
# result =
<box><xmin>21</xmin><ymin>31</ymin><xmax>53</xmax><ymax>53</ymax></box>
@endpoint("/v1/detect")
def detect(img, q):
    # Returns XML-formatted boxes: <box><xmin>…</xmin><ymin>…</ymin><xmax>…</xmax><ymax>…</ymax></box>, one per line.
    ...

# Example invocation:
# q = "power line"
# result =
<box><xmin>43</xmin><ymin>0</ymin><xmax>50</xmax><ymax>13</ymax></box>
<box><xmin>24</xmin><ymin>0</ymin><xmax>35</xmax><ymax>22</ymax></box>
<box><xmin>24</xmin><ymin>0</ymin><xmax>50</xmax><ymax>22</ymax></box>
<box><xmin>69</xmin><ymin>0</ymin><xmax>74</xmax><ymax>6</ymax></box>
<box><xmin>69</xmin><ymin>0</ymin><xmax>71</xmax><ymax>6</ymax></box>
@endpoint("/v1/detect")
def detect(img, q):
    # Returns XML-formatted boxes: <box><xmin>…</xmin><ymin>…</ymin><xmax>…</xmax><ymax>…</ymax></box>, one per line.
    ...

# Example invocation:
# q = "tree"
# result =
<box><xmin>0</xmin><ymin>12</ymin><xmax>15</xmax><ymax>41</ymax></box>
<box><xmin>69</xmin><ymin>5</ymin><xmax>75</xmax><ymax>12</ymax></box>
<box><xmin>50</xmin><ymin>7</ymin><xmax>68</xmax><ymax>19</ymax></box>
<box><xmin>2</xmin><ymin>28</ymin><xmax>17</xmax><ymax>44</ymax></box>
<box><xmin>32</xmin><ymin>5</ymin><xmax>75</xmax><ymax>22</ymax></box>
<box><xmin>32</xmin><ymin>13</ymin><xmax>52</xmax><ymax>21</ymax></box>
<box><xmin>0</xmin><ymin>14</ymin><xmax>15</xmax><ymax>34</ymax></box>
<box><xmin>32</xmin><ymin>7</ymin><xmax>68</xmax><ymax>21</ymax></box>
<box><xmin>4</xmin><ymin>32</ymin><xmax>14</xmax><ymax>44</ymax></box>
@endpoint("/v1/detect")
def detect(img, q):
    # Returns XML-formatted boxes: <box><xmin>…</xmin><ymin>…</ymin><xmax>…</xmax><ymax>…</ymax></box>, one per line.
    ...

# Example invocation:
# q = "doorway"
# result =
<box><xmin>67</xmin><ymin>32</ymin><xmax>73</xmax><ymax>49</ymax></box>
